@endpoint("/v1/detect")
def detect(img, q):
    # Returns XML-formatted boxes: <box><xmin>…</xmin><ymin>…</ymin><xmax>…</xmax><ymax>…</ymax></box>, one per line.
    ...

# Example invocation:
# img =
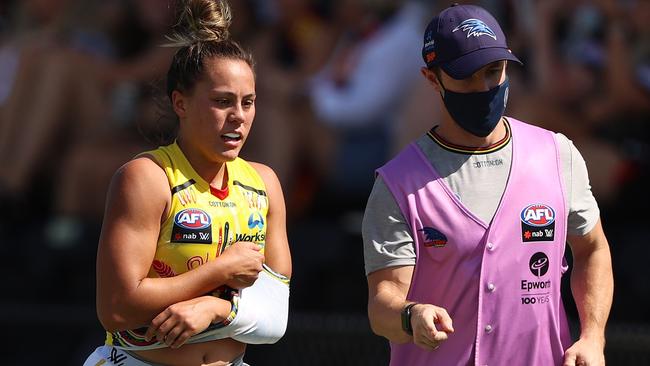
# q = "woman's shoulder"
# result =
<box><xmin>109</xmin><ymin>156</ymin><xmax>169</xmax><ymax>197</ymax></box>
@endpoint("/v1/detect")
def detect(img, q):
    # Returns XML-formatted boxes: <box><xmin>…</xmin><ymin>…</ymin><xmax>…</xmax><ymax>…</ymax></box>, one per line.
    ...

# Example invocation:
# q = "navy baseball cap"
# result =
<box><xmin>422</xmin><ymin>4</ymin><xmax>522</xmax><ymax>79</ymax></box>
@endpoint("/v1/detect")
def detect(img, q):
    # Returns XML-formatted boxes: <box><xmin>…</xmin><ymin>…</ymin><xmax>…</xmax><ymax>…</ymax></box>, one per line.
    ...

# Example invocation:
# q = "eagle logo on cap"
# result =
<box><xmin>452</xmin><ymin>19</ymin><xmax>497</xmax><ymax>40</ymax></box>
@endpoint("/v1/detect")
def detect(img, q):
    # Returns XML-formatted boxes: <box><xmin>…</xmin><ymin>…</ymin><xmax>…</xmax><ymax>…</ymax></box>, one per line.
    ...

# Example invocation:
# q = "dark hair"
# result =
<box><xmin>144</xmin><ymin>0</ymin><xmax>254</xmax><ymax>146</ymax></box>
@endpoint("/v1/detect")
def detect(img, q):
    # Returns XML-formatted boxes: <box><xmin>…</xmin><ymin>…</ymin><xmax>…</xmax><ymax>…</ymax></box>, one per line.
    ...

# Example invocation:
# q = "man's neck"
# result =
<box><xmin>435</xmin><ymin>112</ymin><xmax>507</xmax><ymax>149</ymax></box>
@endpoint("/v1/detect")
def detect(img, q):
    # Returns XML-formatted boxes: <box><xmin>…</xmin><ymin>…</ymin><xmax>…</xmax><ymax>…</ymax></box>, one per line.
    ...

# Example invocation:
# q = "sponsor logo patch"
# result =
<box><xmin>248</xmin><ymin>212</ymin><xmax>265</xmax><ymax>230</ymax></box>
<box><xmin>521</xmin><ymin>252</ymin><xmax>551</xmax><ymax>305</ymax></box>
<box><xmin>234</xmin><ymin>231</ymin><xmax>266</xmax><ymax>243</ymax></box>
<box><xmin>418</xmin><ymin>227</ymin><xmax>448</xmax><ymax>247</ymax></box>
<box><xmin>520</xmin><ymin>204</ymin><xmax>555</xmax><ymax>242</ymax></box>
<box><xmin>529</xmin><ymin>252</ymin><xmax>549</xmax><ymax>277</ymax></box>
<box><xmin>171</xmin><ymin>208</ymin><xmax>212</xmax><ymax>244</ymax></box>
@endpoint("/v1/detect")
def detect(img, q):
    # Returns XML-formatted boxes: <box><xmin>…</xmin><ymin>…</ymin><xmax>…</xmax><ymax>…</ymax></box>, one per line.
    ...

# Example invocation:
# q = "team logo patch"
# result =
<box><xmin>452</xmin><ymin>19</ymin><xmax>497</xmax><ymax>40</ymax></box>
<box><xmin>171</xmin><ymin>208</ymin><xmax>212</xmax><ymax>244</ymax></box>
<box><xmin>419</xmin><ymin>227</ymin><xmax>448</xmax><ymax>247</ymax></box>
<box><xmin>520</xmin><ymin>204</ymin><xmax>555</xmax><ymax>242</ymax></box>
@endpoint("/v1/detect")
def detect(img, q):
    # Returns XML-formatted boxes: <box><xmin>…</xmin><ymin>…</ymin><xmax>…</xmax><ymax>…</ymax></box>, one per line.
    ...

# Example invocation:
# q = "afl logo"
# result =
<box><xmin>174</xmin><ymin>208</ymin><xmax>211</xmax><ymax>229</ymax></box>
<box><xmin>520</xmin><ymin>204</ymin><xmax>555</xmax><ymax>227</ymax></box>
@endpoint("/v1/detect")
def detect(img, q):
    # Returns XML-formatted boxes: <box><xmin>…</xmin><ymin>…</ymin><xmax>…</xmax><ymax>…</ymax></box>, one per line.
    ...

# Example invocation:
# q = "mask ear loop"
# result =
<box><xmin>431</xmin><ymin>70</ymin><xmax>447</xmax><ymax>98</ymax></box>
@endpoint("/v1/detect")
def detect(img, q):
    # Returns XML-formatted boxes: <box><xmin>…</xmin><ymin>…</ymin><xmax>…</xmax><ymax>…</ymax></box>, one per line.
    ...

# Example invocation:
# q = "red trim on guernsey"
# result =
<box><xmin>210</xmin><ymin>185</ymin><xmax>229</xmax><ymax>200</ymax></box>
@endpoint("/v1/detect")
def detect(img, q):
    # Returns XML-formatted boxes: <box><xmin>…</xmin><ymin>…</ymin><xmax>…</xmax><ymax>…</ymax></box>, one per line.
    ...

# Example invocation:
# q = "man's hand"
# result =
<box><xmin>563</xmin><ymin>337</ymin><xmax>606</xmax><ymax>366</ymax></box>
<box><xmin>219</xmin><ymin>242</ymin><xmax>264</xmax><ymax>288</ymax></box>
<box><xmin>410</xmin><ymin>303</ymin><xmax>454</xmax><ymax>351</ymax></box>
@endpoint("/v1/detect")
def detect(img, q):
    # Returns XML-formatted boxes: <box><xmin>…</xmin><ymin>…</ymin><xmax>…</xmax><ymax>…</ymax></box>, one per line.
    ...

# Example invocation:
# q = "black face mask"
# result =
<box><xmin>439</xmin><ymin>78</ymin><xmax>509</xmax><ymax>137</ymax></box>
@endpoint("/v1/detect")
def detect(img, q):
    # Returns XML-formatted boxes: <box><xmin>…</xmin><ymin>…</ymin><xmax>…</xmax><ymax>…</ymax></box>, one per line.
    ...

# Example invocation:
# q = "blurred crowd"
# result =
<box><xmin>0</xmin><ymin>0</ymin><xmax>648</xmax><ymax>333</ymax></box>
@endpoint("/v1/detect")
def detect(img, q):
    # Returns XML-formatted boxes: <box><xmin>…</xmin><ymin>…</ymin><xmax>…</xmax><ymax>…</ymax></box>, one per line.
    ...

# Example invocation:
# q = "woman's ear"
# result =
<box><xmin>421</xmin><ymin>67</ymin><xmax>443</xmax><ymax>93</ymax></box>
<box><xmin>171</xmin><ymin>90</ymin><xmax>187</xmax><ymax>119</ymax></box>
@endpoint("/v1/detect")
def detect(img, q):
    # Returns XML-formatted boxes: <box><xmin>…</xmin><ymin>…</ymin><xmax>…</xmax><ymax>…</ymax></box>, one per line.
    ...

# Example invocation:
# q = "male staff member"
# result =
<box><xmin>363</xmin><ymin>4</ymin><xmax>613</xmax><ymax>366</ymax></box>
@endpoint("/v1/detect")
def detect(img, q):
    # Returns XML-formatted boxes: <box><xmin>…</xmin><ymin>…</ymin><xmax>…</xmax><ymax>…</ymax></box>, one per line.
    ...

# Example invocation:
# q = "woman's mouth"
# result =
<box><xmin>222</xmin><ymin>132</ymin><xmax>242</xmax><ymax>146</ymax></box>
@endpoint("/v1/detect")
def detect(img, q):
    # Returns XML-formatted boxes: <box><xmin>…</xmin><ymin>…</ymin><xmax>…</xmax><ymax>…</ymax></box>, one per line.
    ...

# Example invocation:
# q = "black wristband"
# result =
<box><xmin>401</xmin><ymin>302</ymin><xmax>418</xmax><ymax>335</ymax></box>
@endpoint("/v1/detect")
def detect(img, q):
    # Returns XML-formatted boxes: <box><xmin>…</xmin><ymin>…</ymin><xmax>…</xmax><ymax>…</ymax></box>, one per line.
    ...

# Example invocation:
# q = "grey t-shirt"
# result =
<box><xmin>362</xmin><ymin>123</ymin><xmax>600</xmax><ymax>275</ymax></box>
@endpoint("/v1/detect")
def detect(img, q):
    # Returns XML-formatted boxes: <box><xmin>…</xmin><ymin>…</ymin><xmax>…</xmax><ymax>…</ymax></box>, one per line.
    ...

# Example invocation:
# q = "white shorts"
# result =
<box><xmin>83</xmin><ymin>346</ymin><xmax>161</xmax><ymax>366</ymax></box>
<box><xmin>83</xmin><ymin>346</ymin><xmax>249</xmax><ymax>366</ymax></box>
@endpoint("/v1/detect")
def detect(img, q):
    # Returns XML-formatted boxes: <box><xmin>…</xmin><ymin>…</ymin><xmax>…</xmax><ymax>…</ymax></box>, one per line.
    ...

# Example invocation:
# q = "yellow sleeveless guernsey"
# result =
<box><xmin>107</xmin><ymin>141</ymin><xmax>269</xmax><ymax>349</ymax></box>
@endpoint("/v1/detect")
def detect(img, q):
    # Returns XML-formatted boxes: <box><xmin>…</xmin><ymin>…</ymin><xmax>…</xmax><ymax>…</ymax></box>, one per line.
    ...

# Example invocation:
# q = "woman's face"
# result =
<box><xmin>174</xmin><ymin>57</ymin><xmax>256</xmax><ymax>164</ymax></box>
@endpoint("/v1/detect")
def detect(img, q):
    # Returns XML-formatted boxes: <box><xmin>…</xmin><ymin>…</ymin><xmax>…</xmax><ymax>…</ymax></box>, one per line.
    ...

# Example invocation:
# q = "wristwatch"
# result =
<box><xmin>401</xmin><ymin>302</ymin><xmax>418</xmax><ymax>335</ymax></box>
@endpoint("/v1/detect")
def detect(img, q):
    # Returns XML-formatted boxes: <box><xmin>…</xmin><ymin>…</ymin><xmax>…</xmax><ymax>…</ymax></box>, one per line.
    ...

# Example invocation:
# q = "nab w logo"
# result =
<box><xmin>520</xmin><ymin>204</ymin><xmax>555</xmax><ymax>227</ymax></box>
<box><xmin>175</xmin><ymin>208</ymin><xmax>211</xmax><ymax>230</ymax></box>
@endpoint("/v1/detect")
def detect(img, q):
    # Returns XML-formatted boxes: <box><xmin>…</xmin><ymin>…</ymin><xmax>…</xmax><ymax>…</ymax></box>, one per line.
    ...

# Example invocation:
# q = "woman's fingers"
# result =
<box><xmin>145</xmin><ymin>310</ymin><xmax>171</xmax><ymax>341</ymax></box>
<box><xmin>162</xmin><ymin>325</ymin><xmax>183</xmax><ymax>347</ymax></box>
<box><xmin>169</xmin><ymin>330</ymin><xmax>193</xmax><ymax>349</ymax></box>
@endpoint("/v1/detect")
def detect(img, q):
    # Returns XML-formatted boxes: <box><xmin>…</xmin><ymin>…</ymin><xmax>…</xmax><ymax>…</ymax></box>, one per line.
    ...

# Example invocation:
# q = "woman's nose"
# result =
<box><xmin>229</xmin><ymin>105</ymin><xmax>245</xmax><ymax>123</ymax></box>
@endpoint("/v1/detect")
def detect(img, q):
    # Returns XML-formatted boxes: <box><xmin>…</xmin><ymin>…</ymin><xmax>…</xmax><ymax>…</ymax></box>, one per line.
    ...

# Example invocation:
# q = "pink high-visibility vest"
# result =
<box><xmin>378</xmin><ymin>118</ymin><xmax>572</xmax><ymax>366</ymax></box>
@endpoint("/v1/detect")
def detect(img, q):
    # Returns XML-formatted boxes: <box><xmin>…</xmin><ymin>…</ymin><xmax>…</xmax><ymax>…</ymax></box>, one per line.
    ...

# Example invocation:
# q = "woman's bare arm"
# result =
<box><xmin>96</xmin><ymin>157</ymin><xmax>263</xmax><ymax>332</ymax></box>
<box><xmin>250</xmin><ymin>162</ymin><xmax>292</xmax><ymax>278</ymax></box>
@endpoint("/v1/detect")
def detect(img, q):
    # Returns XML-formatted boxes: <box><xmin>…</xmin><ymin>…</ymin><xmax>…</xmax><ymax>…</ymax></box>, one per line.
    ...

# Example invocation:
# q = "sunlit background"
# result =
<box><xmin>0</xmin><ymin>0</ymin><xmax>648</xmax><ymax>364</ymax></box>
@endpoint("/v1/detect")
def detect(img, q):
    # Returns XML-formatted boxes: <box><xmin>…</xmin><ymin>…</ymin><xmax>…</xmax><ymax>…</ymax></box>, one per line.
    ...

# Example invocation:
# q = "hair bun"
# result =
<box><xmin>165</xmin><ymin>0</ymin><xmax>232</xmax><ymax>47</ymax></box>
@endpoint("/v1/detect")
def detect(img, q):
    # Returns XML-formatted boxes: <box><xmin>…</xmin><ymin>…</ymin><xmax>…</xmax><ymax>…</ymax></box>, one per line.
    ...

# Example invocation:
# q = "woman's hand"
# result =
<box><xmin>219</xmin><ymin>241</ymin><xmax>265</xmax><ymax>288</ymax></box>
<box><xmin>144</xmin><ymin>296</ymin><xmax>231</xmax><ymax>349</ymax></box>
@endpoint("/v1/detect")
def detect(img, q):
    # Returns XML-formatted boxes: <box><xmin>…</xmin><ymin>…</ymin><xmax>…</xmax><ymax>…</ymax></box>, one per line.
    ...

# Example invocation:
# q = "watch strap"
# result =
<box><xmin>401</xmin><ymin>302</ymin><xmax>418</xmax><ymax>335</ymax></box>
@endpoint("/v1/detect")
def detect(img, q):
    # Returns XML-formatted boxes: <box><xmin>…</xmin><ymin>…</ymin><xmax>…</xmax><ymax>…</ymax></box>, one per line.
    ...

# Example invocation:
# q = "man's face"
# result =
<box><xmin>422</xmin><ymin>61</ymin><xmax>508</xmax><ymax>94</ymax></box>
